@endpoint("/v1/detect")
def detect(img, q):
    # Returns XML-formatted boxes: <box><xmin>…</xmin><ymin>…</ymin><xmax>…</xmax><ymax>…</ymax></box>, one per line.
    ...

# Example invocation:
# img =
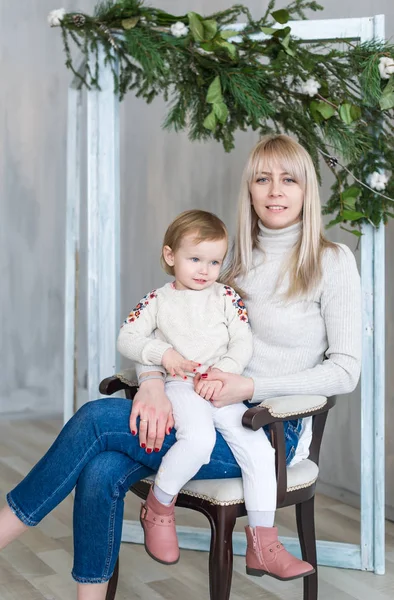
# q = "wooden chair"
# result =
<box><xmin>100</xmin><ymin>374</ymin><xmax>336</xmax><ymax>600</ymax></box>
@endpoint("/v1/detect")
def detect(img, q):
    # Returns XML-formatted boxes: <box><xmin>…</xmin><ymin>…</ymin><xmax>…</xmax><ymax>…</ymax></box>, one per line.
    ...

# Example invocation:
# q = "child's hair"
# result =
<box><xmin>161</xmin><ymin>209</ymin><xmax>228</xmax><ymax>276</ymax></box>
<box><xmin>161</xmin><ymin>209</ymin><xmax>243</xmax><ymax>295</ymax></box>
<box><xmin>222</xmin><ymin>133</ymin><xmax>338</xmax><ymax>299</ymax></box>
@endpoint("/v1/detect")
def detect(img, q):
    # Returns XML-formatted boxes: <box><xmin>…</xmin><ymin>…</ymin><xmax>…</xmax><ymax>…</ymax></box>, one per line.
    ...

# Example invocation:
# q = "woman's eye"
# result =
<box><xmin>256</xmin><ymin>177</ymin><xmax>268</xmax><ymax>183</ymax></box>
<box><xmin>285</xmin><ymin>178</ymin><xmax>295</xmax><ymax>183</ymax></box>
<box><xmin>191</xmin><ymin>257</ymin><xmax>199</xmax><ymax>262</ymax></box>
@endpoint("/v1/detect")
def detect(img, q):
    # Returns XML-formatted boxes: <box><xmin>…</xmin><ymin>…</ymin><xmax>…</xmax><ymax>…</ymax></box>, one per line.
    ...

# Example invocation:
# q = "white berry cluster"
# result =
<box><xmin>170</xmin><ymin>22</ymin><xmax>189</xmax><ymax>38</ymax></box>
<box><xmin>367</xmin><ymin>171</ymin><xmax>389</xmax><ymax>191</ymax></box>
<box><xmin>48</xmin><ymin>8</ymin><xmax>66</xmax><ymax>27</ymax></box>
<box><xmin>300</xmin><ymin>78</ymin><xmax>321</xmax><ymax>97</ymax></box>
<box><xmin>378</xmin><ymin>57</ymin><xmax>394</xmax><ymax>80</ymax></box>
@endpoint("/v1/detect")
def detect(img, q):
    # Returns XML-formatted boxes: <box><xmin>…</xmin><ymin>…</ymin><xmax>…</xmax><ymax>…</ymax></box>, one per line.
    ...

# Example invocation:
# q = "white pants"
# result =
<box><xmin>154</xmin><ymin>382</ymin><xmax>277</xmax><ymax>511</ymax></box>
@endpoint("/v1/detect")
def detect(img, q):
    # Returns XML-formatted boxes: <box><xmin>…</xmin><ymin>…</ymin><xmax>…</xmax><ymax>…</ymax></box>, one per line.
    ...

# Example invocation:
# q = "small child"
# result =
<box><xmin>117</xmin><ymin>210</ymin><xmax>280</xmax><ymax>570</ymax></box>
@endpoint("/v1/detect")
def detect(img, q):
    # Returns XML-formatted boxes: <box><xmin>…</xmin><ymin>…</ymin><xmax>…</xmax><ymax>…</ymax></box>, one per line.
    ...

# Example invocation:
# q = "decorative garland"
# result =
<box><xmin>49</xmin><ymin>0</ymin><xmax>394</xmax><ymax>235</ymax></box>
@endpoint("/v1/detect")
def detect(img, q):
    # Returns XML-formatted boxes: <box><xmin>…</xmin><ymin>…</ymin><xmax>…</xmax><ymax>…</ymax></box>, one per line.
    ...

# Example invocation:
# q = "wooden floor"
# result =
<box><xmin>0</xmin><ymin>417</ymin><xmax>393</xmax><ymax>599</ymax></box>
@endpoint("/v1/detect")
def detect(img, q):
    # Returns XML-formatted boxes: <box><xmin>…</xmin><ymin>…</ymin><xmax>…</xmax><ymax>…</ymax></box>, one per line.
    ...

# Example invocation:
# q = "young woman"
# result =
<box><xmin>0</xmin><ymin>134</ymin><xmax>361</xmax><ymax>599</ymax></box>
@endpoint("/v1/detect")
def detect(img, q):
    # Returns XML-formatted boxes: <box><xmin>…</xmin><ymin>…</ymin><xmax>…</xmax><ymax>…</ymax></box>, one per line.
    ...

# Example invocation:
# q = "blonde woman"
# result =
<box><xmin>0</xmin><ymin>135</ymin><xmax>361</xmax><ymax>600</ymax></box>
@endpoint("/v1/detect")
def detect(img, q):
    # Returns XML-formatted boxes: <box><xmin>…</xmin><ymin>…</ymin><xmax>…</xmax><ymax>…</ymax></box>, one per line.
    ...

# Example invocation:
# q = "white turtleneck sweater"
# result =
<box><xmin>133</xmin><ymin>221</ymin><xmax>361</xmax><ymax>403</ymax></box>
<box><xmin>243</xmin><ymin>221</ymin><xmax>361</xmax><ymax>402</ymax></box>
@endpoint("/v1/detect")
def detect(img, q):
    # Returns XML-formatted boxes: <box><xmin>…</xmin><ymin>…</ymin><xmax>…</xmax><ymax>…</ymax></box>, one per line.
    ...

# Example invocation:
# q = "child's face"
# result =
<box><xmin>164</xmin><ymin>234</ymin><xmax>227</xmax><ymax>291</ymax></box>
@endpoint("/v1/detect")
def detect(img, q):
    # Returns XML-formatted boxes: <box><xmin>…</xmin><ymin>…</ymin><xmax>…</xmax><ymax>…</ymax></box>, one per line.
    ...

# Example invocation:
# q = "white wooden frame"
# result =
<box><xmin>64</xmin><ymin>15</ymin><xmax>386</xmax><ymax>573</ymax></box>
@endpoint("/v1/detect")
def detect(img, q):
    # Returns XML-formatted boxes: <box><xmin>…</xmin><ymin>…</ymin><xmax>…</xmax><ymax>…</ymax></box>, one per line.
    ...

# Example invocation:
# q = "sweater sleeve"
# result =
<box><xmin>117</xmin><ymin>290</ymin><xmax>172</xmax><ymax>366</ymax></box>
<box><xmin>212</xmin><ymin>286</ymin><xmax>254</xmax><ymax>374</ymax></box>
<box><xmin>251</xmin><ymin>245</ymin><xmax>362</xmax><ymax>402</ymax></box>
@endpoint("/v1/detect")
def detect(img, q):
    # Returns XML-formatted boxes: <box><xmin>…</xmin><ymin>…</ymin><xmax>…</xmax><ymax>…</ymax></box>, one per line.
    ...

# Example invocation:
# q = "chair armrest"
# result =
<box><xmin>99</xmin><ymin>375</ymin><xmax>138</xmax><ymax>397</ymax></box>
<box><xmin>242</xmin><ymin>395</ymin><xmax>336</xmax><ymax>507</ymax></box>
<box><xmin>242</xmin><ymin>395</ymin><xmax>336</xmax><ymax>431</ymax></box>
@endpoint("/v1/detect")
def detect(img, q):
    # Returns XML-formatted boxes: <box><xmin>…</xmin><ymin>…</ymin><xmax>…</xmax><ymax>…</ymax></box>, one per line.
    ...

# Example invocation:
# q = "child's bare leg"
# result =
<box><xmin>77</xmin><ymin>582</ymin><xmax>109</xmax><ymax>600</ymax></box>
<box><xmin>0</xmin><ymin>504</ymin><xmax>28</xmax><ymax>549</ymax></box>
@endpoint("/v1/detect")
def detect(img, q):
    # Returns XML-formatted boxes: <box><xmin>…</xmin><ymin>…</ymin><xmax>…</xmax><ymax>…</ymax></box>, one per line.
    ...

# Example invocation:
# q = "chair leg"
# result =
<box><xmin>207</xmin><ymin>504</ymin><xmax>238</xmax><ymax>600</ymax></box>
<box><xmin>296</xmin><ymin>496</ymin><xmax>318</xmax><ymax>600</ymax></box>
<box><xmin>105</xmin><ymin>558</ymin><xmax>119</xmax><ymax>600</ymax></box>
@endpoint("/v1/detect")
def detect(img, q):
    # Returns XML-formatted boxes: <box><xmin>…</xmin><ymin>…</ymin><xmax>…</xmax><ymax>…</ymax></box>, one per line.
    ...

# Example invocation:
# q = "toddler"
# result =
<box><xmin>117</xmin><ymin>210</ymin><xmax>287</xmax><ymax>572</ymax></box>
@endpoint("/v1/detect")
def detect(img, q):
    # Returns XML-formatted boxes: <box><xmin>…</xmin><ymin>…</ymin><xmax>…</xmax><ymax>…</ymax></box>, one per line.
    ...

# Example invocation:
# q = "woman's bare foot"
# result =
<box><xmin>0</xmin><ymin>504</ymin><xmax>29</xmax><ymax>550</ymax></box>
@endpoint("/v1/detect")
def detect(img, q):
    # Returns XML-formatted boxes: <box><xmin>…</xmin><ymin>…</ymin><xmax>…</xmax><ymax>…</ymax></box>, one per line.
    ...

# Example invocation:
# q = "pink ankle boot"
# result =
<box><xmin>245</xmin><ymin>526</ymin><xmax>315</xmax><ymax>581</ymax></box>
<box><xmin>140</xmin><ymin>487</ymin><xmax>179</xmax><ymax>565</ymax></box>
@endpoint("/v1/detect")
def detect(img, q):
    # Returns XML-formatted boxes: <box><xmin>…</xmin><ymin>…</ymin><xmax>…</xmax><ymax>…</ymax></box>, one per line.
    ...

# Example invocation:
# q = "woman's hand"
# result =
<box><xmin>129</xmin><ymin>375</ymin><xmax>174</xmax><ymax>452</ymax></box>
<box><xmin>197</xmin><ymin>378</ymin><xmax>223</xmax><ymax>401</ymax></box>
<box><xmin>194</xmin><ymin>371</ymin><xmax>254</xmax><ymax>408</ymax></box>
<box><xmin>162</xmin><ymin>348</ymin><xmax>201</xmax><ymax>379</ymax></box>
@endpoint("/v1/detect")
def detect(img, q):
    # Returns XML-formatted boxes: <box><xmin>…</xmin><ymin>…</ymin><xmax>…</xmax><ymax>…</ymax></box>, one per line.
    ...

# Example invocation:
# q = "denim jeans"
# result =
<box><xmin>6</xmin><ymin>398</ymin><xmax>301</xmax><ymax>583</ymax></box>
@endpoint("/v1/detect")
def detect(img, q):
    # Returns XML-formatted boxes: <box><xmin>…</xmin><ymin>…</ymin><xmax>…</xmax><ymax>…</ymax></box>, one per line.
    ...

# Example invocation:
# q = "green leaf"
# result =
<box><xmin>340</xmin><ymin>226</ymin><xmax>362</xmax><ymax>237</ymax></box>
<box><xmin>342</xmin><ymin>185</ymin><xmax>362</xmax><ymax>201</ymax></box>
<box><xmin>309</xmin><ymin>100</ymin><xmax>324</xmax><ymax>123</ymax></box>
<box><xmin>339</xmin><ymin>103</ymin><xmax>357</xmax><ymax>124</ymax></box>
<box><xmin>382</xmin><ymin>77</ymin><xmax>394</xmax><ymax>96</ymax></box>
<box><xmin>220</xmin><ymin>29</ymin><xmax>239</xmax><ymax>39</ymax></box>
<box><xmin>379</xmin><ymin>92</ymin><xmax>394</xmax><ymax>111</ymax></box>
<box><xmin>271</xmin><ymin>9</ymin><xmax>290</xmax><ymax>24</ymax></box>
<box><xmin>343</xmin><ymin>196</ymin><xmax>356</xmax><ymax>211</ymax></box>
<box><xmin>200</xmin><ymin>41</ymin><xmax>214</xmax><ymax>52</ymax></box>
<box><xmin>213</xmin><ymin>101</ymin><xmax>229</xmax><ymax>123</ymax></box>
<box><xmin>206</xmin><ymin>76</ymin><xmax>223</xmax><ymax>104</ymax></box>
<box><xmin>216</xmin><ymin>39</ymin><xmax>237</xmax><ymax>59</ymax></box>
<box><xmin>203</xmin><ymin>109</ymin><xmax>217</xmax><ymax>131</ymax></box>
<box><xmin>188</xmin><ymin>12</ymin><xmax>205</xmax><ymax>42</ymax></box>
<box><xmin>202</xmin><ymin>19</ymin><xmax>217</xmax><ymax>40</ymax></box>
<box><xmin>316</xmin><ymin>102</ymin><xmax>336</xmax><ymax>119</ymax></box>
<box><xmin>272</xmin><ymin>26</ymin><xmax>291</xmax><ymax>39</ymax></box>
<box><xmin>342</xmin><ymin>187</ymin><xmax>361</xmax><ymax>211</ymax></box>
<box><xmin>122</xmin><ymin>17</ymin><xmax>140</xmax><ymax>30</ymax></box>
<box><xmin>380</xmin><ymin>77</ymin><xmax>394</xmax><ymax>109</ymax></box>
<box><xmin>260</xmin><ymin>27</ymin><xmax>277</xmax><ymax>35</ymax></box>
<box><xmin>341</xmin><ymin>210</ymin><xmax>365</xmax><ymax>221</ymax></box>
<box><xmin>350</xmin><ymin>105</ymin><xmax>362</xmax><ymax>121</ymax></box>
<box><xmin>281</xmin><ymin>34</ymin><xmax>295</xmax><ymax>56</ymax></box>
<box><xmin>326</xmin><ymin>214</ymin><xmax>344</xmax><ymax>228</ymax></box>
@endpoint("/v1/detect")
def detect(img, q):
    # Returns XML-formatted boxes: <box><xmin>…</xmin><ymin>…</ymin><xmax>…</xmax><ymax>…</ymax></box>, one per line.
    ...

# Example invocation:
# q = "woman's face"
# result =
<box><xmin>249</xmin><ymin>161</ymin><xmax>304</xmax><ymax>229</ymax></box>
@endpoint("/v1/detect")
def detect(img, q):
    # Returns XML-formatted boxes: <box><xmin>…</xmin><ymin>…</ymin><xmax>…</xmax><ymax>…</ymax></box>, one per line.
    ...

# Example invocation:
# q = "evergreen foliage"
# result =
<box><xmin>53</xmin><ymin>0</ymin><xmax>394</xmax><ymax>232</ymax></box>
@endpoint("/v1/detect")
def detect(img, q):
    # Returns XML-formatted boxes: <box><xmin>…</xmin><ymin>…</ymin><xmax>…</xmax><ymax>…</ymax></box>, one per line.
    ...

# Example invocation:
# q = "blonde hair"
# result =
<box><xmin>161</xmin><ymin>209</ymin><xmax>227</xmax><ymax>274</ymax></box>
<box><xmin>223</xmin><ymin>134</ymin><xmax>337</xmax><ymax>298</ymax></box>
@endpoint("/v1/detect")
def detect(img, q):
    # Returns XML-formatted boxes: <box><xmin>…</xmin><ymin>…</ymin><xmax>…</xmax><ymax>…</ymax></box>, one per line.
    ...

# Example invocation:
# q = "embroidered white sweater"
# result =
<box><xmin>132</xmin><ymin>221</ymin><xmax>362</xmax><ymax>402</ymax></box>
<box><xmin>117</xmin><ymin>282</ymin><xmax>253</xmax><ymax>381</ymax></box>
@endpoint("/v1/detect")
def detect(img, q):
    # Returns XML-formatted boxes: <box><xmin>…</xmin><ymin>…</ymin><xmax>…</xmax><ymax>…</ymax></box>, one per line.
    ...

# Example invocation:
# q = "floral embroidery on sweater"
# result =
<box><xmin>123</xmin><ymin>290</ymin><xmax>157</xmax><ymax>325</ymax></box>
<box><xmin>223</xmin><ymin>285</ymin><xmax>249</xmax><ymax>322</ymax></box>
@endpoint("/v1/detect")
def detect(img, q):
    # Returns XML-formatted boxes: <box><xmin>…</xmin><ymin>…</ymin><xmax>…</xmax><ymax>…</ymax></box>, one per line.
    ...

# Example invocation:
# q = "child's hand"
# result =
<box><xmin>197</xmin><ymin>379</ymin><xmax>223</xmax><ymax>402</ymax></box>
<box><xmin>162</xmin><ymin>348</ymin><xmax>201</xmax><ymax>379</ymax></box>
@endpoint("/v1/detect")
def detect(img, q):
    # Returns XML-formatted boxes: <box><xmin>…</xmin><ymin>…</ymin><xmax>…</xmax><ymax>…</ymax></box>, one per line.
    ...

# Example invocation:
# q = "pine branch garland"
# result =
<box><xmin>50</xmin><ymin>0</ymin><xmax>394</xmax><ymax>231</ymax></box>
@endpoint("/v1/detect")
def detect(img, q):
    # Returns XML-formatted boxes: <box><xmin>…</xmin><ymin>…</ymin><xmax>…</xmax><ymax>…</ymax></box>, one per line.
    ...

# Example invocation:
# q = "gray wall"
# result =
<box><xmin>1</xmin><ymin>1</ymin><xmax>393</xmax><ymax>520</ymax></box>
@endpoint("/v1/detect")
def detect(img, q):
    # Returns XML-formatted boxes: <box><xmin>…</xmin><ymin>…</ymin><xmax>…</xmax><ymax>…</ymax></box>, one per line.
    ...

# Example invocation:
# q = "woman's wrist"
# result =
<box><xmin>138</xmin><ymin>372</ymin><xmax>165</xmax><ymax>388</ymax></box>
<box><xmin>245</xmin><ymin>377</ymin><xmax>254</xmax><ymax>399</ymax></box>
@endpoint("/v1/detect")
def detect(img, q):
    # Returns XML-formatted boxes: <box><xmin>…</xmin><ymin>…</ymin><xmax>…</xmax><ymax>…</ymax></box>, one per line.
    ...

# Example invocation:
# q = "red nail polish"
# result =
<box><xmin>167</xmin><ymin>428</ymin><xmax>171</xmax><ymax>435</ymax></box>
<box><xmin>154</xmin><ymin>448</ymin><xmax>160</xmax><ymax>452</ymax></box>
<box><xmin>198</xmin><ymin>363</ymin><xmax>202</xmax><ymax>367</ymax></box>
<box><xmin>172</xmin><ymin>374</ymin><xmax>176</xmax><ymax>377</ymax></box>
<box><xmin>183</xmin><ymin>376</ymin><xmax>187</xmax><ymax>380</ymax></box>
<box><xmin>131</xmin><ymin>430</ymin><xmax>137</xmax><ymax>436</ymax></box>
<box><xmin>141</xmin><ymin>443</ymin><xmax>146</xmax><ymax>448</ymax></box>
<box><xmin>201</xmin><ymin>373</ymin><xmax>208</xmax><ymax>379</ymax></box>
<box><xmin>193</xmin><ymin>369</ymin><xmax>196</xmax><ymax>372</ymax></box>
<box><xmin>146</xmin><ymin>448</ymin><xmax>152</xmax><ymax>454</ymax></box>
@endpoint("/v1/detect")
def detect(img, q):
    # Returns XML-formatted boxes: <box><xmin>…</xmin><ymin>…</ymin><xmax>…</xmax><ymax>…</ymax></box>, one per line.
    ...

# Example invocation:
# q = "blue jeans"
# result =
<box><xmin>6</xmin><ymin>398</ymin><xmax>301</xmax><ymax>583</ymax></box>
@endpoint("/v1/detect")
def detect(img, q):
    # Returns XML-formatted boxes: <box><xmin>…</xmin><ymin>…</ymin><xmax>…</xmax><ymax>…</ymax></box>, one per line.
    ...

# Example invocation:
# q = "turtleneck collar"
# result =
<box><xmin>257</xmin><ymin>220</ymin><xmax>302</xmax><ymax>255</ymax></box>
